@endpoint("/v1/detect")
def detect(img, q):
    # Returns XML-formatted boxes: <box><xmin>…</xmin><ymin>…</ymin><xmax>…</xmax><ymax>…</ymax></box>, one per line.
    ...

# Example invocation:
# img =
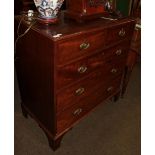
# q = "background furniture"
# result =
<box><xmin>15</xmin><ymin>12</ymin><xmax>135</xmax><ymax>150</ymax></box>
<box><xmin>122</xmin><ymin>0</ymin><xmax>141</xmax><ymax>95</ymax></box>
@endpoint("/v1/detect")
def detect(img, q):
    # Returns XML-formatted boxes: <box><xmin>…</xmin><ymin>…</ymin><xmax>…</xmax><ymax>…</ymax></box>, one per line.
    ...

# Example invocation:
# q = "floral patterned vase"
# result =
<box><xmin>34</xmin><ymin>0</ymin><xmax>64</xmax><ymax>24</ymax></box>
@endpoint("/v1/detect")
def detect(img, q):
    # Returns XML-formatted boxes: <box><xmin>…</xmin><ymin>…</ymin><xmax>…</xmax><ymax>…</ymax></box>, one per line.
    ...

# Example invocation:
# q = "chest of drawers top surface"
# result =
<box><xmin>16</xmin><ymin>13</ymin><xmax>135</xmax><ymax>41</ymax></box>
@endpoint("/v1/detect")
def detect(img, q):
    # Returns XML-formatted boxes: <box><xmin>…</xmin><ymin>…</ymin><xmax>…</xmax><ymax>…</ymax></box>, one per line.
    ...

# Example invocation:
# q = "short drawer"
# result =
<box><xmin>106</xmin><ymin>22</ymin><xmax>135</xmax><ymax>45</ymax></box>
<box><xmin>57</xmin><ymin>30</ymin><xmax>106</xmax><ymax>65</ymax></box>
<box><xmin>56</xmin><ymin>78</ymin><xmax>122</xmax><ymax>134</ymax></box>
<box><xmin>56</xmin><ymin>67</ymin><xmax>123</xmax><ymax>113</ymax></box>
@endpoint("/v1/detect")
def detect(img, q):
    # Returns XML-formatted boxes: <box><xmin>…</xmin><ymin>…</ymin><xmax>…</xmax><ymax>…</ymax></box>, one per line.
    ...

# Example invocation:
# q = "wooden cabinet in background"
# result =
<box><xmin>122</xmin><ymin>0</ymin><xmax>141</xmax><ymax>95</ymax></box>
<box><xmin>15</xmin><ymin>13</ymin><xmax>135</xmax><ymax>150</ymax></box>
<box><xmin>122</xmin><ymin>24</ymin><xmax>141</xmax><ymax>95</ymax></box>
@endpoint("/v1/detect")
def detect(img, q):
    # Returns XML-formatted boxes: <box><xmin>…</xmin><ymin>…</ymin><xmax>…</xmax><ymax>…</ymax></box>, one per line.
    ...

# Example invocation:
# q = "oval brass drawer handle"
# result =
<box><xmin>73</xmin><ymin>108</ymin><xmax>83</xmax><ymax>116</ymax></box>
<box><xmin>119</xmin><ymin>28</ymin><xmax>126</xmax><ymax>37</ymax></box>
<box><xmin>80</xmin><ymin>42</ymin><xmax>90</xmax><ymax>50</ymax></box>
<box><xmin>78</xmin><ymin>66</ymin><xmax>87</xmax><ymax>73</ymax></box>
<box><xmin>111</xmin><ymin>68</ymin><xmax>117</xmax><ymax>74</ymax></box>
<box><xmin>75</xmin><ymin>87</ymin><xmax>85</xmax><ymax>95</ymax></box>
<box><xmin>116</xmin><ymin>49</ymin><xmax>122</xmax><ymax>55</ymax></box>
<box><xmin>107</xmin><ymin>86</ymin><xmax>113</xmax><ymax>92</ymax></box>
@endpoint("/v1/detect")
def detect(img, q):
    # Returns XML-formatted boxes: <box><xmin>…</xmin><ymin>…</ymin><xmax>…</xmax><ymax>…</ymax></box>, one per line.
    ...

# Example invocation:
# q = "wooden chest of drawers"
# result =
<box><xmin>15</xmin><ymin>14</ymin><xmax>135</xmax><ymax>150</ymax></box>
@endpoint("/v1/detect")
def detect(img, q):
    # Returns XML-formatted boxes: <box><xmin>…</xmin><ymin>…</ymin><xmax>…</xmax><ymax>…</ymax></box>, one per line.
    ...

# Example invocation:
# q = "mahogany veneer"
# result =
<box><xmin>15</xmin><ymin>13</ymin><xmax>135</xmax><ymax>150</ymax></box>
<box><xmin>64</xmin><ymin>0</ymin><xmax>116</xmax><ymax>22</ymax></box>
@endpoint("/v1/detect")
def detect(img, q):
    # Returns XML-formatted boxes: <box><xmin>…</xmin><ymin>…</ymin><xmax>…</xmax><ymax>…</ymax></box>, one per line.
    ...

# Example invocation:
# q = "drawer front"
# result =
<box><xmin>57</xmin><ymin>66</ymin><xmax>123</xmax><ymax>113</ymax></box>
<box><xmin>56</xmin><ymin>51</ymin><xmax>106</xmax><ymax>89</ymax></box>
<box><xmin>104</xmin><ymin>40</ymin><xmax>130</xmax><ymax>62</ymax></box>
<box><xmin>56</xmin><ymin>41</ymin><xmax>129</xmax><ymax>89</ymax></box>
<box><xmin>106</xmin><ymin>22</ymin><xmax>134</xmax><ymax>45</ymax></box>
<box><xmin>57</xmin><ymin>78</ymin><xmax>122</xmax><ymax>134</ymax></box>
<box><xmin>57</xmin><ymin>30</ymin><xmax>106</xmax><ymax>65</ymax></box>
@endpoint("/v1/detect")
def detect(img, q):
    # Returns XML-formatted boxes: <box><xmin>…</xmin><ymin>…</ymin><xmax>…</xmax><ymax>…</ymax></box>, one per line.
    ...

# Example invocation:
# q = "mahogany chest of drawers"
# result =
<box><xmin>15</xmin><ymin>14</ymin><xmax>135</xmax><ymax>150</ymax></box>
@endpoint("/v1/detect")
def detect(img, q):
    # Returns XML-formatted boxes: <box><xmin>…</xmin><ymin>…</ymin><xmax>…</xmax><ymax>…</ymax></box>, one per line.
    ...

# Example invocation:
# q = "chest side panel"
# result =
<box><xmin>15</xmin><ymin>23</ymin><xmax>56</xmax><ymax>134</ymax></box>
